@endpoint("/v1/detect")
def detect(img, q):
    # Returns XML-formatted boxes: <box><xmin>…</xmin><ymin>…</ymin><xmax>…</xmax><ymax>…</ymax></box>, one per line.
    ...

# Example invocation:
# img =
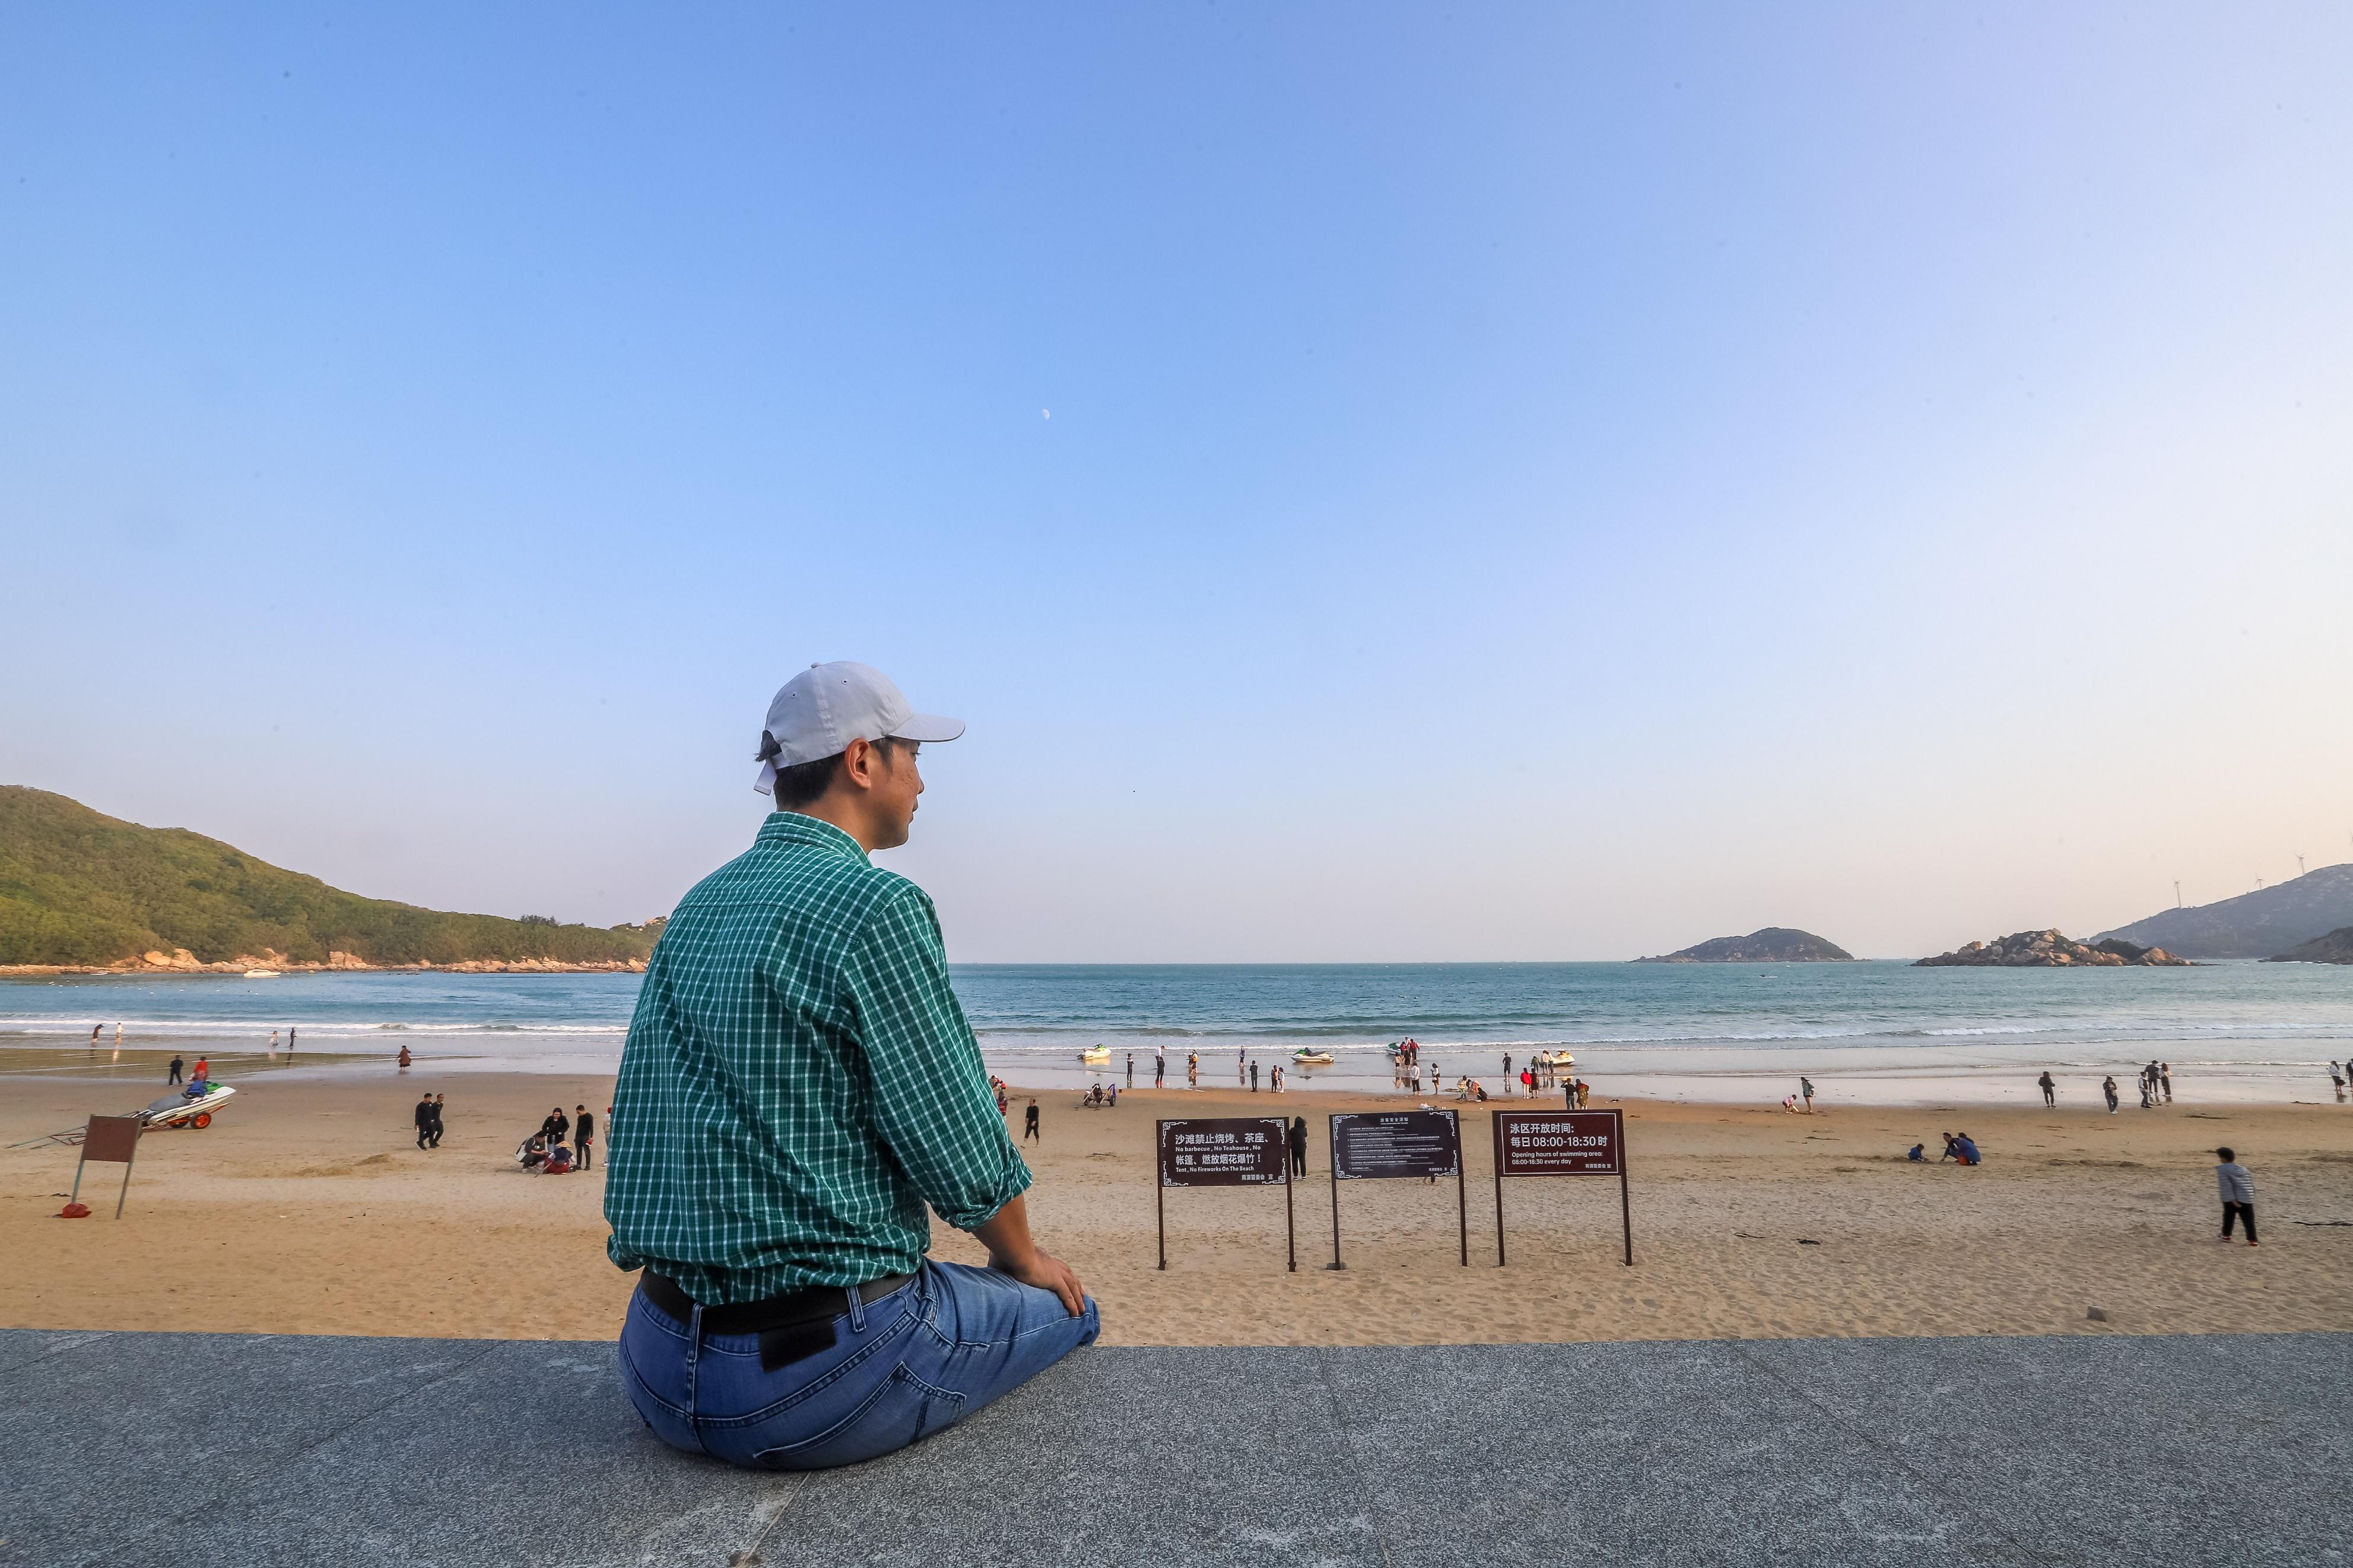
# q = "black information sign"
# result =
<box><xmin>1490</xmin><ymin>1108</ymin><xmax>1633</xmax><ymax>1268</ymax></box>
<box><xmin>1329</xmin><ymin>1111</ymin><xmax>1462</xmax><ymax>1180</ymax></box>
<box><xmin>1323</xmin><ymin>1109</ymin><xmax>1466</xmax><ymax>1270</ymax></box>
<box><xmin>1155</xmin><ymin>1118</ymin><xmax>1295</xmax><ymax>1271</ymax></box>
<box><xmin>1158</xmin><ymin>1118</ymin><xmax>1289</xmax><ymax>1187</ymax></box>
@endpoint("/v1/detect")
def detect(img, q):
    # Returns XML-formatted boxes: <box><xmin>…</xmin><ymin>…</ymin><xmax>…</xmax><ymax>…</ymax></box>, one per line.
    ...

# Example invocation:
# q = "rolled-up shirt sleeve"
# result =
<box><xmin>845</xmin><ymin>884</ymin><xmax>1032</xmax><ymax>1231</ymax></box>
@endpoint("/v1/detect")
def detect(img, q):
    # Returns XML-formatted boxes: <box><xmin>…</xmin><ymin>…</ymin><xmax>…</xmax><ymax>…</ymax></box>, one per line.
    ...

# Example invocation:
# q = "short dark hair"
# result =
<box><xmin>769</xmin><ymin>751</ymin><xmax>847</xmax><ymax>809</ymax></box>
<box><xmin>769</xmin><ymin>737</ymin><xmax>909</xmax><ymax>810</ymax></box>
<box><xmin>2216</xmin><ymin>1147</ymin><xmax>2234</xmax><ymax>1162</ymax></box>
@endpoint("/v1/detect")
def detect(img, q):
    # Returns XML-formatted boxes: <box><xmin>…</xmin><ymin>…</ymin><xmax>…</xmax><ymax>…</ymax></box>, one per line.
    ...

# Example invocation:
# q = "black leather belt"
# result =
<box><xmin>638</xmin><ymin>1270</ymin><xmax>916</xmax><ymax>1372</ymax></box>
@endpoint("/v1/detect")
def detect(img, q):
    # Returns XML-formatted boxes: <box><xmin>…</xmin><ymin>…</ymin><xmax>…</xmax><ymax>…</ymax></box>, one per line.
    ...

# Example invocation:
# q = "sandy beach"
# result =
<box><xmin>6</xmin><ymin>1060</ymin><xmax>2350</xmax><ymax>1347</ymax></box>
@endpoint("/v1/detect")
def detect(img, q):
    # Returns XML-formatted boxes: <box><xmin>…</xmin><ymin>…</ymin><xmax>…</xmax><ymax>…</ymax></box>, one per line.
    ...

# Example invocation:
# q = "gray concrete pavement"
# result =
<box><xmin>1</xmin><ymin>1328</ymin><xmax>2344</xmax><ymax>1567</ymax></box>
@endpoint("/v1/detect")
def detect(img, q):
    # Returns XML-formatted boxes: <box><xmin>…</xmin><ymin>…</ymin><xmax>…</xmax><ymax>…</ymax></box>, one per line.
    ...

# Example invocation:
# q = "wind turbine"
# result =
<box><xmin>2173</xmin><ymin>880</ymin><xmax>2182</xmax><ymax>909</ymax></box>
<box><xmin>2298</xmin><ymin>854</ymin><xmax>2307</xmax><ymax>877</ymax></box>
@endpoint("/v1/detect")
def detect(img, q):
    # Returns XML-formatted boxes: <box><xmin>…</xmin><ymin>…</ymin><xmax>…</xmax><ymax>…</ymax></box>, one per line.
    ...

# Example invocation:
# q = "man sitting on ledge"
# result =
<box><xmin>605</xmin><ymin>662</ymin><xmax>1098</xmax><ymax>1470</ymax></box>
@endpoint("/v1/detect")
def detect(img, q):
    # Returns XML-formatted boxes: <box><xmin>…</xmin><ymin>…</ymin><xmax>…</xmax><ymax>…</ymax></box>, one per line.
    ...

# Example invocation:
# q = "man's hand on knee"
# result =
<box><xmin>972</xmin><ymin>1194</ymin><xmax>1088</xmax><ymax>1317</ymax></box>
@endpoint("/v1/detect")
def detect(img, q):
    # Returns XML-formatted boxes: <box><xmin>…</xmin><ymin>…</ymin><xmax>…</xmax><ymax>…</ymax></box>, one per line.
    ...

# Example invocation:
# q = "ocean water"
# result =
<box><xmin>5</xmin><ymin>961</ymin><xmax>2352</xmax><ymax>1105</ymax></box>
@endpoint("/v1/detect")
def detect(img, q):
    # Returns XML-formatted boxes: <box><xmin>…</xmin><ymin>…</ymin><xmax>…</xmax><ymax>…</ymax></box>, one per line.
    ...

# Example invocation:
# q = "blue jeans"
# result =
<box><xmin>618</xmin><ymin>1260</ymin><xmax>1100</xmax><ymax>1470</ymax></box>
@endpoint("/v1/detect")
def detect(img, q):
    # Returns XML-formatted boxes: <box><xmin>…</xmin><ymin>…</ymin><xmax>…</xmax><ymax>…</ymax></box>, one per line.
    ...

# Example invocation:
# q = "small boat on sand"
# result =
<box><xmin>1079</xmin><ymin>1045</ymin><xmax>1110</xmax><ymax>1063</ymax></box>
<box><xmin>141</xmin><ymin>1084</ymin><xmax>237</xmax><ymax>1130</ymax></box>
<box><xmin>1532</xmin><ymin>1049</ymin><xmax>1576</xmax><ymax>1068</ymax></box>
<box><xmin>1291</xmin><ymin>1049</ymin><xmax>1336</xmax><ymax>1066</ymax></box>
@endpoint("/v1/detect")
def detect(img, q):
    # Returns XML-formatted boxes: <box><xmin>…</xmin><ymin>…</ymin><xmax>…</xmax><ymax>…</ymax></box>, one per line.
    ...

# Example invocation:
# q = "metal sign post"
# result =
<box><xmin>1326</xmin><ymin>1109</ymin><xmax>1466</xmax><ymax>1270</ymax></box>
<box><xmin>1491</xmin><ymin>1108</ymin><xmax>1631</xmax><ymax>1267</ymax></box>
<box><xmin>70</xmin><ymin>1115</ymin><xmax>143</xmax><ymax>1219</ymax></box>
<box><xmin>1156</xmin><ymin>1118</ymin><xmax>1295</xmax><ymax>1272</ymax></box>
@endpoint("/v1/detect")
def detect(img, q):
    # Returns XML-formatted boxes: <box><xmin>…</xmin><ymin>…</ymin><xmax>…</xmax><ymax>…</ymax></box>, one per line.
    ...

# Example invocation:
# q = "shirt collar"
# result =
<box><xmin>755</xmin><ymin>812</ymin><xmax>872</xmax><ymax>864</ymax></box>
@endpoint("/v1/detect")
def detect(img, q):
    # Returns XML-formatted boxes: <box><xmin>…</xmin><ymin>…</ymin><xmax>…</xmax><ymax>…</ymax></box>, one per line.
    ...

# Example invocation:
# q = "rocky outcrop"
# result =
<box><xmin>2263</xmin><ymin>926</ymin><xmax>2353</xmax><ymax>965</ymax></box>
<box><xmin>1915</xmin><ymin>930</ymin><xmax>2192</xmax><ymax>967</ymax></box>
<box><xmin>1636</xmin><ymin>927</ymin><xmax>1855</xmax><ymax>962</ymax></box>
<box><xmin>2</xmin><ymin>953</ymin><xmax>649</xmax><ymax>978</ymax></box>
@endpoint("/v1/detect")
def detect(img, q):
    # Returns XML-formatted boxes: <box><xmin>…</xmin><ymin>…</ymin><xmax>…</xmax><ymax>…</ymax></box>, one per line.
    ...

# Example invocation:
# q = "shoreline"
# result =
<box><xmin>6</xmin><ymin>1043</ymin><xmax>2351</xmax><ymax>1108</ymax></box>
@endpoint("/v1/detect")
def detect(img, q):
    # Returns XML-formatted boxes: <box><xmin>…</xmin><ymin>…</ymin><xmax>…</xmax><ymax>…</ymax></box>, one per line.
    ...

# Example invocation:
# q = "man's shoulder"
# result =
<box><xmin>663</xmin><ymin>841</ymin><xmax>935</xmax><ymax>955</ymax></box>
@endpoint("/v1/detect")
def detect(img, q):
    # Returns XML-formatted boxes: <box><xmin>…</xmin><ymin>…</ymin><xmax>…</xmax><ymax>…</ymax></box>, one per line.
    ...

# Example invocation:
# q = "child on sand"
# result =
<box><xmin>2214</xmin><ymin>1148</ymin><xmax>2256</xmax><ymax>1246</ymax></box>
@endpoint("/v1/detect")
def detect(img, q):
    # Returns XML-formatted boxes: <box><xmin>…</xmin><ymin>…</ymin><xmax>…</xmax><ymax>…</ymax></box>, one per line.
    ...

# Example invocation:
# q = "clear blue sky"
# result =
<box><xmin>4</xmin><ymin>4</ymin><xmax>2349</xmax><ymax>960</ymax></box>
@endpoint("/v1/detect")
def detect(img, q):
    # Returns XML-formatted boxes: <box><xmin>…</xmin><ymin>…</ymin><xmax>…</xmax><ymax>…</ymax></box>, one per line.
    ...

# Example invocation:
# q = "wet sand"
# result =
<box><xmin>5</xmin><ymin>1064</ymin><xmax>2350</xmax><ymax>1346</ymax></box>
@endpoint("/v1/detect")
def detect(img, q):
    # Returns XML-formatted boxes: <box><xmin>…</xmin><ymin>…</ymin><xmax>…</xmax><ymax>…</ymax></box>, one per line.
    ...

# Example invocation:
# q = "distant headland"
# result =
<box><xmin>0</xmin><ymin>786</ymin><xmax>658</xmax><ymax>975</ymax></box>
<box><xmin>2095</xmin><ymin>864</ymin><xmax>2353</xmax><ymax>959</ymax></box>
<box><xmin>1634</xmin><ymin>927</ymin><xmax>1854</xmax><ymax>963</ymax></box>
<box><xmin>2263</xmin><ymin>925</ymin><xmax>2353</xmax><ymax>965</ymax></box>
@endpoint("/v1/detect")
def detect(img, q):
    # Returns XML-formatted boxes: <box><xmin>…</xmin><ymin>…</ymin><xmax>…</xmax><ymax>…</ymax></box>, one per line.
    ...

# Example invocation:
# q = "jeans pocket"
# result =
<box><xmin>748</xmin><ymin>1363</ymin><xmax>967</xmax><ymax>1471</ymax></box>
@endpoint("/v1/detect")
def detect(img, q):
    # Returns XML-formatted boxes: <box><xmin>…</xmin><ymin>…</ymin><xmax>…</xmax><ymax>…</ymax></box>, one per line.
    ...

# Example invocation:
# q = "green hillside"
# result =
<box><xmin>0</xmin><ymin>786</ymin><xmax>659</xmax><ymax>968</ymax></box>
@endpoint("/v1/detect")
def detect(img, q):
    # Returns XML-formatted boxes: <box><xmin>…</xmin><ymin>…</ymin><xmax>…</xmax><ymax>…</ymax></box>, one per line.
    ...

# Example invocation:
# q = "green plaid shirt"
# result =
<box><xmin>604</xmin><ymin>812</ymin><xmax>1028</xmax><ymax>1302</ymax></box>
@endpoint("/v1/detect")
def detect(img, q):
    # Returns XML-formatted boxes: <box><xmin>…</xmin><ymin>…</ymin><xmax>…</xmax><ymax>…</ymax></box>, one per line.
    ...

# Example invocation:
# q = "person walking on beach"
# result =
<box><xmin>287</xmin><ymin>1025</ymin><xmax>296</xmax><ymax>1062</ymax></box>
<box><xmin>2214</xmin><ymin>1148</ymin><xmax>2257</xmax><ymax>1246</ymax></box>
<box><xmin>1801</xmin><ymin>1076</ymin><xmax>1816</xmax><ymax>1113</ymax></box>
<box><xmin>1126</xmin><ymin>1052</ymin><xmax>1135</xmax><ymax>1089</ymax></box>
<box><xmin>1023</xmin><ymin>1098</ymin><xmax>1041</xmax><ymax>1141</ymax></box>
<box><xmin>1187</xmin><ymin>1053</ymin><xmax>1199</xmax><ymax>1089</ymax></box>
<box><xmin>191</xmin><ymin>1055</ymin><xmax>209</xmax><ymax>1084</ymax></box>
<box><xmin>1250</xmin><ymin>1060</ymin><xmax>1260</xmax><ymax>1092</ymax></box>
<box><xmin>573</xmin><ymin>1103</ymin><xmax>592</xmax><ymax>1169</ymax></box>
<box><xmin>1154</xmin><ymin>1046</ymin><xmax>1165</xmax><ymax>1087</ymax></box>
<box><xmin>269</xmin><ymin>1029</ymin><xmax>280</xmax><ymax>1055</ymax></box>
<box><xmin>2038</xmin><ymin>1071</ymin><xmax>2056</xmax><ymax>1108</ymax></box>
<box><xmin>168</xmin><ymin>1054</ymin><xmax>184</xmax><ymax>1085</ymax></box>
<box><xmin>2103</xmin><ymin>1075</ymin><xmax>2119</xmax><ymax>1114</ymax></box>
<box><xmin>414</xmin><ymin>1093</ymin><xmax>436</xmax><ymax>1150</ymax></box>
<box><xmin>1288</xmin><ymin>1117</ymin><xmax>1308</xmax><ymax>1177</ymax></box>
<box><xmin>429</xmin><ymin>1093</ymin><xmax>446</xmax><ymax>1149</ymax></box>
<box><xmin>90</xmin><ymin>1025</ymin><xmax>100</xmax><ymax>1048</ymax></box>
<box><xmin>2160</xmin><ymin>1063</ymin><xmax>2173</xmax><ymax>1102</ymax></box>
<box><xmin>604</xmin><ymin>663</ymin><xmax>1094</xmax><ymax>1472</ymax></box>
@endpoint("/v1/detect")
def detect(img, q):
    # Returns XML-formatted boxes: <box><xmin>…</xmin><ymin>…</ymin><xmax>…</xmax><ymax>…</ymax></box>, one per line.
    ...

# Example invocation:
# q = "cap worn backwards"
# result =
<box><xmin>755</xmin><ymin>661</ymin><xmax>964</xmax><ymax>794</ymax></box>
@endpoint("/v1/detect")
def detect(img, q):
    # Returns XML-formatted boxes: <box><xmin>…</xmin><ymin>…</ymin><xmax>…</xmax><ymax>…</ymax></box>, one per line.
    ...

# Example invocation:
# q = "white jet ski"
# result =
<box><xmin>142</xmin><ymin>1084</ymin><xmax>236</xmax><ymax>1130</ymax></box>
<box><xmin>1291</xmin><ymin>1049</ymin><xmax>1336</xmax><ymax>1065</ymax></box>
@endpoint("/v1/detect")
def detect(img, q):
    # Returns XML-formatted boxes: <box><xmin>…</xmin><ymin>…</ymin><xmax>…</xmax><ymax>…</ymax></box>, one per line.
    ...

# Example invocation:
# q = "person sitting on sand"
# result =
<box><xmin>1955</xmin><ymin>1133</ymin><xmax>1980</xmax><ymax>1165</ymax></box>
<box><xmin>1907</xmin><ymin>1143</ymin><xmax>1926</xmax><ymax>1162</ymax></box>
<box><xmin>1782</xmin><ymin>1095</ymin><xmax>1799</xmax><ymax>1113</ymax></box>
<box><xmin>542</xmin><ymin>1142</ymin><xmax>574</xmax><ymax>1175</ymax></box>
<box><xmin>520</xmin><ymin>1134</ymin><xmax>548</xmax><ymax>1169</ymax></box>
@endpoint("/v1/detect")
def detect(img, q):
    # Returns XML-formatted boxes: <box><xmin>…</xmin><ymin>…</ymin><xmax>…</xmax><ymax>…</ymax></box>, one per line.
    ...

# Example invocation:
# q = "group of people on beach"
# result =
<box><xmin>2089</xmin><ymin>1061</ymin><xmax>2174</xmax><ymax>1114</ymax></box>
<box><xmin>517</xmin><ymin>1102</ymin><xmax>595</xmax><ymax>1174</ymax></box>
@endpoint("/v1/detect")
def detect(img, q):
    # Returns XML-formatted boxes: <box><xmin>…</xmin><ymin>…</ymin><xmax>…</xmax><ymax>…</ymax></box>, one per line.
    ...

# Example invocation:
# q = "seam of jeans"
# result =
<box><xmin>617</xmin><ymin>1334</ymin><xmax>692</xmax><ymax>1420</ymax></box>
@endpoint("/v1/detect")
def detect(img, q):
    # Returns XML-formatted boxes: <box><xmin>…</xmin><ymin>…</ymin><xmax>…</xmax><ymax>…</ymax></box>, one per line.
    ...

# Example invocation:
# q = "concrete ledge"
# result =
<box><xmin>1</xmin><ymin>1329</ymin><xmax>2345</xmax><ymax>1566</ymax></box>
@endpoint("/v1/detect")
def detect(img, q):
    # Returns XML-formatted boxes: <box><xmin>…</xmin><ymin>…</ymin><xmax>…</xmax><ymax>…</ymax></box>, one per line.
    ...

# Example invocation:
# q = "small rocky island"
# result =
<box><xmin>1635</xmin><ymin>927</ymin><xmax>1854</xmax><ymax>963</ymax></box>
<box><xmin>2263</xmin><ymin>925</ymin><xmax>2353</xmax><ymax>965</ymax></box>
<box><xmin>1915</xmin><ymin>930</ymin><xmax>2191</xmax><ymax>967</ymax></box>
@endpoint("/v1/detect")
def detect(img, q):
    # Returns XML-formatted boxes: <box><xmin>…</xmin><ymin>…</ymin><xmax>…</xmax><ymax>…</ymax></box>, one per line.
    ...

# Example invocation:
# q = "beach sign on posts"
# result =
<box><xmin>1491</xmin><ymin>1108</ymin><xmax>1632</xmax><ymax>1267</ymax></box>
<box><xmin>1155</xmin><ymin>1118</ymin><xmax>1295</xmax><ymax>1272</ymax></box>
<box><xmin>1325</xmin><ymin>1109</ymin><xmax>1466</xmax><ymax>1270</ymax></box>
<box><xmin>67</xmin><ymin>1115</ymin><xmax>142</xmax><ymax>1220</ymax></box>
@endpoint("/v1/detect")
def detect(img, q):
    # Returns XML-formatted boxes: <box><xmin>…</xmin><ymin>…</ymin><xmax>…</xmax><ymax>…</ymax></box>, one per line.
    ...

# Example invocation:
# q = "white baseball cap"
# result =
<box><xmin>755</xmin><ymin>662</ymin><xmax>965</xmax><ymax>794</ymax></box>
